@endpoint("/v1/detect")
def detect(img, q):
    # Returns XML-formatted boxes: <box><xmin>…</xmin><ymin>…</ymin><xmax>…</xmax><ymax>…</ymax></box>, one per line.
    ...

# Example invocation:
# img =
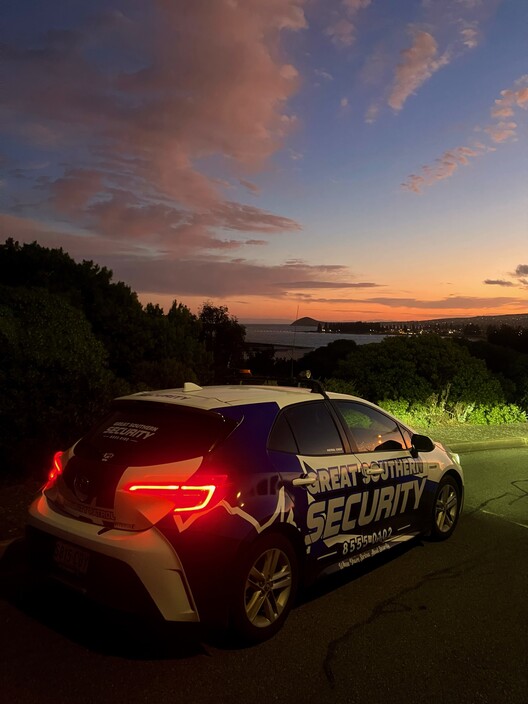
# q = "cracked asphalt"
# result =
<box><xmin>1</xmin><ymin>447</ymin><xmax>526</xmax><ymax>704</ymax></box>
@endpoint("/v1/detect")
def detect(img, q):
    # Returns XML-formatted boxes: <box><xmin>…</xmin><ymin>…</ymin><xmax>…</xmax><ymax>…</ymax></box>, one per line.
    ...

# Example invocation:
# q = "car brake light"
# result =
<box><xmin>46</xmin><ymin>451</ymin><xmax>64</xmax><ymax>487</ymax></box>
<box><xmin>126</xmin><ymin>475</ymin><xmax>227</xmax><ymax>512</ymax></box>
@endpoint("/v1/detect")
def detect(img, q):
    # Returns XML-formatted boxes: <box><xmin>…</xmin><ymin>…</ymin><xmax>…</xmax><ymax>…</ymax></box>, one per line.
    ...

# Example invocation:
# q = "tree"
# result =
<box><xmin>0</xmin><ymin>239</ymin><xmax>146</xmax><ymax>379</ymax></box>
<box><xmin>458</xmin><ymin>336</ymin><xmax>528</xmax><ymax>407</ymax></box>
<box><xmin>299</xmin><ymin>339</ymin><xmax>357</xmax><ymax>380</ymax></box>
<box><xmin>130</xmin><ymin>300</ymin><xmax>209</xmax><ymax>388</ymax></box>
<box><xmin>198</xmin><ymin>302</ymin><xmax>246</xmax><ymax>382</ymax></box>
<box><xmin>335</xmin><ymin>335</ymin><xmax>504</xmax><ymax>406</ymax></box>
<box><xmin>0</xmin><ymin>240</ymin><xmax>211</xmax><ymax>388</ymax></box>
<box><xmin>0</xmin><ymin>285</ymin><xmax>123</xmax><ymax>478</ymax></box>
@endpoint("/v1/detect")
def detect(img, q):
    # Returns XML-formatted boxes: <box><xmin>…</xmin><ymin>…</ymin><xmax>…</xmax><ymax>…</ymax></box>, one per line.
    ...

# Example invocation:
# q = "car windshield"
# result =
<box><xmin>74</xmin><ymin>400</ymin><xmax>238</xmax><ymax>466</ymax></box>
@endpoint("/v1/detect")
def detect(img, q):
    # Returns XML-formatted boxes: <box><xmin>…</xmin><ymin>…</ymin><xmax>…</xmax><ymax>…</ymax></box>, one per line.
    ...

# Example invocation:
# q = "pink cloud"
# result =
<box><xmin>239</xmin><ymin>179</ymin><xmax>260</xmax><ymax>195</ymax></box>
<box><xmin>403</xmin><ymin>75</ymin><xmax>528</xmax><ymax>192</ymax></box>
<box><xmin>324</xmin><ymin>18</ymin><xmax>356</xmax><ymax>47</ymax></box>
<box><xmin>109</xmin><ymin>258</ymin><xmax>378</xmax><ymax>298</ymax></box>
<box><xmin>346</xmin><ymin>0</ymin><xmax>498</xmax><ymax>124</ymax></box>
<box><xmin>402</xmin><ymin>144</ymin><xmax>486</xmax><ymax>193</ymax></box>
<box><xmin>364</xmin><ymin>103</ymin><xmax>379</xmax><ymax>123</ymax></box>
<box><xmin>460</xmin><ymin>25</ymin><xmax>479</xmax><ymax>49</ymax></box>
<box><xmin>484</xmin><ymin>121</ymin><xmax>518</xmax><ymax>143</ymax></box>
<box><xmin>50</xmin><ymin>169</ymin><xmax>104</xmax><ymax>215</ymax></box>
<box><xmin>342</xmin><ymin>0</ymin><xmax>371</xmax><ymax>11</ymax></box>
<box><xmin>324</xmin><ymin>0</ymin><xmax>371</xmax><ymax>48</ymax></box>
<box><xmin>388</xmin><ymin>30</ymin><xmax>450</xmax><ymax>111</ymax></box>
<box><xmin>487</xmin><ymin>77</ymin><xmax>528</xmax><ymax>139</ymax></box>
<box><xmin>1</xmin><ymin>1</ymin><xmax>308</xmax><ymax>256</ymax></box>
<box><xmin>314</xmin><ymin>68</ymin><xmax>334</xmax><ymax>82</ymax></box>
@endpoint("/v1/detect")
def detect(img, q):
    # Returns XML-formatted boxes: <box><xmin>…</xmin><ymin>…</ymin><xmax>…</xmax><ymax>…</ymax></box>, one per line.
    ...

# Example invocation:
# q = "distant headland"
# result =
<box><xmin>291</xmin><ymin>312</ymin><xmax>528</xmax><ymax>337</ymax></box>
<box><xmin>291</xmin><ymin>316</ymin><xmax>320</xmax><ymax>327</ymax></box>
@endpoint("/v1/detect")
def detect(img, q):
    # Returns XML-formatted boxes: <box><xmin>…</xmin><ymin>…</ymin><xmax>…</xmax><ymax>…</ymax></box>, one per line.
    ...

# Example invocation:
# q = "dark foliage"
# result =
<box><xmin>457</xmin><ymin>332</ymin><xmax>528</xmax><ymax>407</ymax></box>
<box><xmin>298</xmin><ymin>339</ymin><xmax>357</xmax><ymax>379</ymax></box>
<box><xmin>333</xmin><ymin>334</ymin><xmax>504</xmax><ymax>406</ymax></box>
<box><xmin>487</xmin><ymin>324</ymin><xmax>528</xmax><ymax>354</ymax></box>
<box><xmin>0</xmin><ymin>240</ymin><xmax>245</xmax><ymax>477</ymax></box>
<box><xmin>199</xmin><ymin>302</ymin><xmax>246</xmax><ymax>382</ymax></box>
<box><xmin>0</xmin><ymin>286</ymin><xmax>124</xmax><ymax>478</ymax></box>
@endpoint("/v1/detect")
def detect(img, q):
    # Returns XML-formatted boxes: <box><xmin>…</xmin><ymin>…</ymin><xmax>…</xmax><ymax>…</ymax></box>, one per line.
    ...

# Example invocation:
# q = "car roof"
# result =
<box><xmin>117</xmin><ymin>383</ymin><xmax>383</xmax><ymax>414</ymax></box>
<box><xmin>118</xmin><ymin>384</ymin><xmax>331</xmax><ymax>411</ymax></box>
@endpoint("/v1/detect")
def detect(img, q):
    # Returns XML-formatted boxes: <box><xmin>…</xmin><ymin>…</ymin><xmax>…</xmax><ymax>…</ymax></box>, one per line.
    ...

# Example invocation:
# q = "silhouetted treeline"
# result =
<box><xmin>297</xmin><ymin>331</ymin><xmax>527</xmax><ymax>408</ymax></box>
<box><xmin>0</xmin><ymin>239</ymin><xmax>245</xmax><ymax>478</ymax></box>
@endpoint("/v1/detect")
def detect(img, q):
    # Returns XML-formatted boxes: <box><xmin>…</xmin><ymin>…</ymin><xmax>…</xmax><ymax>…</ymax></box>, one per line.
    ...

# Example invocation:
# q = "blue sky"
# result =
<box><xmin>0</xmin><ymin>0</ymin><xmax>526</xmax><ymax>322</ymax></box>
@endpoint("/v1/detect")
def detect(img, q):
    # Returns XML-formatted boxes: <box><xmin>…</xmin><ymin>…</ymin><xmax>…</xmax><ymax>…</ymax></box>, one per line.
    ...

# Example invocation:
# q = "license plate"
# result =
<box><xmin>53</xmin><ymin>540</ymin><xmax>90</xmax><ymax>576</ymax></box>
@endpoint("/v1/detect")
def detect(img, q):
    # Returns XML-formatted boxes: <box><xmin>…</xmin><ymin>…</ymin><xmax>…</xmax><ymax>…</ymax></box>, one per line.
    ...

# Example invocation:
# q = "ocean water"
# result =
<box><xmin>244</xmin><ymin>324</ymin><xmax>387</xmax><ymax>352</ymax></box>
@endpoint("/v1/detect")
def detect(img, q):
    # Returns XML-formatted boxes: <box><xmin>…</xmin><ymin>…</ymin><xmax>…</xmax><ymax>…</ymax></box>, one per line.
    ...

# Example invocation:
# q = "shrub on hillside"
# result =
<box><xmin>0</xmin><ymin>286</ymin><xmax>124</xmax><ymax>479</ymax></box>
<box><xmin>377</xmin><ymin>396</ymin><xmax>526</xmax><ymax>427</ymax></box>
<box><xmin>335</xmin><ymin>335</ymin><xmax>504</xmax><ymax>406</ymax></box>
<box><xmin>467</xmin><ymin>404</ymin><xmax>527</xmax><ymax>425</ymax></box>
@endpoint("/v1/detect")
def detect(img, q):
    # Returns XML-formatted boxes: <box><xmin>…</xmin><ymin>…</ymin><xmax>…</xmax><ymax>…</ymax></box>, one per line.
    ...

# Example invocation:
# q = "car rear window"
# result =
<box><xmin>74</xmin><ymin>401</ymin><xmax>238</xmax><ymax>465</ymax></box>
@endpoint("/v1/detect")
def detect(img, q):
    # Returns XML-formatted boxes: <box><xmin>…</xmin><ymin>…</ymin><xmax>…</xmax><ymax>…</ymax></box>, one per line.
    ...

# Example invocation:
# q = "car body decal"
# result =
<box><xmin>172</xmin><ymin>485</ymin><xmax>294</xmax><ymax>534</ymax></box>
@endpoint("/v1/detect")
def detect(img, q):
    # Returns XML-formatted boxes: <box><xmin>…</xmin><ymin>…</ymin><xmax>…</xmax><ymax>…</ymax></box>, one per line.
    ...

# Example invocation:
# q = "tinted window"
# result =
<box><xmin>75</xmin><ymin>401</ymin><xmax>237</xmax><ymax>465</ymax></box>
<box><xmin>335</xmin><ymin>401</ymin><xmax>406</xmax><ymax>453</ymax></box>
<box><xmin>268</xmin><ymin>413</ymin><xmax>299</xmax><ymax>453</ymax></box>
<box><xmin>284</xmin><ymin>402</ymin><xmax>344</xmax><ymax>456</ymax></box>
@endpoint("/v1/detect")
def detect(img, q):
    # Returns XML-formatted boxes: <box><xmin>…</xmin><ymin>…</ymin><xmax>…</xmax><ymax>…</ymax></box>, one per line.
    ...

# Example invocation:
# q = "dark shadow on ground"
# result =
<box><xmin>297</xmin><ymin>537</ymin><xmax>421</xmax><ymax>607</ymax></box>
<box><xmin>0</xmin><ymin>533</ymin><xmax>444</xmax><ymax>656</ymax></box>
<box><xmin>0</xmin><ymin>538</ymin><xmax>212</xmax><ymax>660</ymax></box>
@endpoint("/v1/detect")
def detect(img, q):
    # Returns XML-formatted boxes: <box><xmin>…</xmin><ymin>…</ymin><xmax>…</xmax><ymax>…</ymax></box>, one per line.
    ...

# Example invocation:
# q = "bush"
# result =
<box><xmin>336</xmin><ymin>335</ymin><xmax>504</xmax><ymax>406</ymax></box>
<box><xmin>378</xmin><ymin>395</ymin><xmax>526</xmax><ymax>428</ymax></box>
<box><xmin>467</xmin><ymin>404</ymin><xmax>527</xmax><ymax>425</ymax></box>
<box><xmin>324</xmin><ymin>378</ymin><xmax>360</xmax><ymax>396</ymax></box>
<box><xmin>0</xmin><ymin>286</ymin><xmax>122</xmax><ymax>479</ymax></box>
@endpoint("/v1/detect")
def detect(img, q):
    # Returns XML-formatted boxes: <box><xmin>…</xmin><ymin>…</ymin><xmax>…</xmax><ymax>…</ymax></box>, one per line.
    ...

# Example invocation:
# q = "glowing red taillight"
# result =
<box><xmin>125</xmin><ymin>476</ymin><xmax>227</xmax><ymax>512</ymax></box>
<box><xmin>46</xmin><ymin>451</ymin><xmax>64</xmax><ymax>487</ymax></box>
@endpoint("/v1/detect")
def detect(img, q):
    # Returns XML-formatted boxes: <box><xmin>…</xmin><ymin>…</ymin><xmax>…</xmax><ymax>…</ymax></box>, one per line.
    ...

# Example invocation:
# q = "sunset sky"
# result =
<box><xmin>1</xmin><ymin>0</ymin><xmax>526</xmax><ymax>322</ymax></box>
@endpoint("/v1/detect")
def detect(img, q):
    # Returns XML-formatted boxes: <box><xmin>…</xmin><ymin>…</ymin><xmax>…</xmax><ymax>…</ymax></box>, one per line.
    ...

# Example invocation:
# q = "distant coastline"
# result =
<box><xmin>244</xmin><ymin>324</ymin><xmax>389</xmax><ymax>359</ymax></box>
<box><xmin>244</xmin><ymin>313</ymin><xmax>528</xmax><ymax>359</ymax></box>
<box><xmin>289</xmin><ymin>313</ymin><xmax>528</xmax><ymax>328</ymax></box>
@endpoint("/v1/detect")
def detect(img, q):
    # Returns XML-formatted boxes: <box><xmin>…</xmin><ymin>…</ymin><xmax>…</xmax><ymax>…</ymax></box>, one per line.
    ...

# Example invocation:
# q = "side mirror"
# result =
<box><xmin>411</xmin><ymin>433</ymin><xmax>435</xmax><ymax>455</ymax></box>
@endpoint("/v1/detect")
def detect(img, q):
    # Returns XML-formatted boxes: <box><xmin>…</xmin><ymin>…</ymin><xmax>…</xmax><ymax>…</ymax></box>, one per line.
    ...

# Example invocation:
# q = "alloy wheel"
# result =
<box><xmin>435</xmin><ymin>483</ymin><xmax>458</xmax><ymax>533</ymax></box>
<box><xmin>244</xmin><ymin>547</ymin><xmax>292</xmax><ymax>628</ymax></box>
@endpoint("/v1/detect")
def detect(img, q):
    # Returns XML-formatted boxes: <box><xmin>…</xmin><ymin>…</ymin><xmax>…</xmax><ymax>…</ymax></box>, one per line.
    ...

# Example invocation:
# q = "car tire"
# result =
<box><xmin>230</xmin><ymin>532</ymin><xmax>298</xmax><ymax>644</ymax></box>
<box><xmin>430</xmin><ymin>475</ymin><xmax>461</xmax><ymax>541</ymax></box>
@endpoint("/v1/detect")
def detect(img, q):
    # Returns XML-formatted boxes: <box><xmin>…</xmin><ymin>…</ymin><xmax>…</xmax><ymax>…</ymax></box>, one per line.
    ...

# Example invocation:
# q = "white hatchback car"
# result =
<box><xmin>27</xmin><ymin>381</ymin><xmax>463</xmax><ymax>642</ymax></box>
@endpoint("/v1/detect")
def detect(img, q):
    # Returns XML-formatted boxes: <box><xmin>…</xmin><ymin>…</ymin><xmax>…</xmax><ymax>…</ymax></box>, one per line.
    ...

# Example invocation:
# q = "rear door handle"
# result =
<box><xmin>365</xmin><ymin>467</ymin><xmax>384</xmax><ymax>475</ymax></box>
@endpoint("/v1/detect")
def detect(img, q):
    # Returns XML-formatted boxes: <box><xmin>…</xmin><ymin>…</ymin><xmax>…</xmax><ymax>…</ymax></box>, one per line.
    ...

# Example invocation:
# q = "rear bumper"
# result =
<box><xmin>27</xmin><ymin>494</ymin><xmax>199</xmax><ymax>623</ymax></box>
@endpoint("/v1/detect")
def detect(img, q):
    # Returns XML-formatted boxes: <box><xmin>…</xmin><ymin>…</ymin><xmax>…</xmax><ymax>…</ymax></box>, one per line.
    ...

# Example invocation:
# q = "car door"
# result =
<box><xmin>268</xmin><ymin>400</ymin><xmax>373</xmax><ymax>575</ymax></box>
<box><xmin>331</xmin><ymin>400</ymin><xmax>428</xmax><ymax>547</ymax></box>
